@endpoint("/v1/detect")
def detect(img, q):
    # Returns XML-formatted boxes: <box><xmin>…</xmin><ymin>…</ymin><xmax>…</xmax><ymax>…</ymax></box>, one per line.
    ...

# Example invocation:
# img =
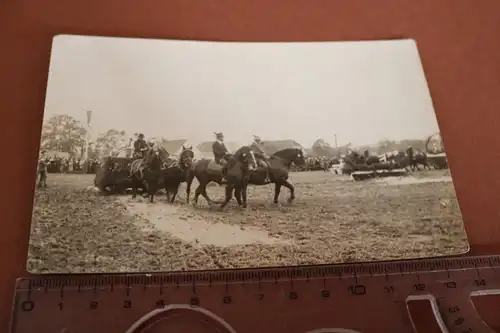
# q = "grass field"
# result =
<box><xmin>27</xmin><ymin>170</ymin><xmax>469</xmax><ymax>273</ymax></box>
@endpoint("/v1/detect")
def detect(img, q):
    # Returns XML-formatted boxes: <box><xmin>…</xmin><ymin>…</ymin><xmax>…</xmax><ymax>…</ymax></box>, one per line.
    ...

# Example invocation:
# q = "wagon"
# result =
<box><xmin>93</xmin><ymin>156</ymin><xmax>137</xmax><ymax>194</ymax></box>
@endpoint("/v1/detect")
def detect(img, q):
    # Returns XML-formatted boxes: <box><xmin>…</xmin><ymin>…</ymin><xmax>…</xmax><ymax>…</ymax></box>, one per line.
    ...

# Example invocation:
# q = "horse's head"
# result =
<box><xmin>233</xmin><ymin>146</ymin><xmax>257</xmax><ymax>170</ymax></box>
<box><xmin>144</xmin><ymin>146</ymin><xmax>170</xmax><ymax>167</ymax></box>
<box><xmin>274</xmin><ymin>148</ymin><xmax>306</xmax><ymax>166</ymax></box>
<box><xmin>179</xmin><ymin>145</ymin><xmax>195</xmax><ymax>168</ymax></box>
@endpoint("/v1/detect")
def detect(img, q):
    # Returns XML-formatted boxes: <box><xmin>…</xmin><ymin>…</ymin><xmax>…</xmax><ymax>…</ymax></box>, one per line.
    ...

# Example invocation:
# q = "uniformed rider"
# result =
<box><xmin>252</xmin><ymin>135</ymin><xmax>271</xmax><ymax>183</ymax></box>
<box><xmin>212</xmin><ymin>132</ymin><xmax>230</xmax><ymax>182</ymax></box>
<box><xmin>363</xmin><ymin>149</ymin><xmax>370</xmax><ymax>159</ymax></box>
<box><xmin>134</xmin><ymin>134</ymin><xmax>148</xmax><ymax>158</ymax></box>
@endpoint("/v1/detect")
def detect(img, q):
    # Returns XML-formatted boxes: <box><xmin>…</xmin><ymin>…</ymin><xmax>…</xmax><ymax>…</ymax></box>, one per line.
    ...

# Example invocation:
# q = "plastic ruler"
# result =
<box><xmin>9</xmin><ymin>255</ymin><xmax>500</xmax><ymax>333</ymax></box>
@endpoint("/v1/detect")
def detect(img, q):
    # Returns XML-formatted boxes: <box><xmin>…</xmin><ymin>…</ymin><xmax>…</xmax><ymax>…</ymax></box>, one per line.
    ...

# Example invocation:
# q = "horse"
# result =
<box><xmin>247</xmin><ymin>148</ymin><xmax>307</xmax><ymax>205</ymax></box>
<box><xmin>409</xmin><ymin>151</ymin><xmax>431</xmax><ymax>171</ymax></box>
<box><xmin>186</xmin><ymin>146</ymin><xmax>257</xmax><ymax>208</ymax></box>
<box><xmin>218</xmin><ymin>147</ymin><xmax>259</xmax><ymax>211</ymax></box>
<box><xmin>162</xmin><ymin>145</ymin><xmax>195</xmax><ymax>203</ymax></box>
<box><xmin>129</xmin><ymin>146</ymin><xmax>170</xmax><ymax>203</ymax></box>
<box><xmin>392</xmin><ymin>150</ymin><xmax>431</xmax><ymax>171</ymax></box>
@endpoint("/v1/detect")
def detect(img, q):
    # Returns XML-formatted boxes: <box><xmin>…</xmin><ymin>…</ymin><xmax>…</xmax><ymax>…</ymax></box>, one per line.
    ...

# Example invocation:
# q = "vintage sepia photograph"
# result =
<box><xmin>28</xmin><ymin>35</ymin><xmax>469</xmax><ymax>273</ymax></box>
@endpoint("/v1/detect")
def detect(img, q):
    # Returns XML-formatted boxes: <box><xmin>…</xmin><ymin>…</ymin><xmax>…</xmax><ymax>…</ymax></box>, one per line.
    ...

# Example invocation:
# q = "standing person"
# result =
<box><xmin>37</xmin><ymin>150</ymin><xmax>48</xmax><ymax>188</ymax></box>
<box><xmin>212</xmin><ymin>132</ymin><xmax>230</xmax><ymax>183</ymax></box>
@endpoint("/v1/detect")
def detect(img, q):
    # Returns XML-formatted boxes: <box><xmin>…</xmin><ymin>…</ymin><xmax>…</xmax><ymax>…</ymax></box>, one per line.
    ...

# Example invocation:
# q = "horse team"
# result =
<box><xmin>127</xmin><ymin>144</ymin><xmax>307</xmax><ymax>211</ymax></box>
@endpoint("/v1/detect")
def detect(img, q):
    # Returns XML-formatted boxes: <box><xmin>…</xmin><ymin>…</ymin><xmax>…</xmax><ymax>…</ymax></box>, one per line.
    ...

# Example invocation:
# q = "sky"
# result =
<box><xmin>43</xmin><ymin>35</ymin><xmax>441</xmax><ymax>148</ymax></box>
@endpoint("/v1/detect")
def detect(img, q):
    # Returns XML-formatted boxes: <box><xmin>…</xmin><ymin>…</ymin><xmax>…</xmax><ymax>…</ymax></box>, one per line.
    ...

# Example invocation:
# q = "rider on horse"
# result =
<box><xmin>406</xmin><ymin>145</ymin><xmax>414</xmax><ymax>162</ymax></box>
<box><xmin>252</xmin><ymin>135</ymin><xmax>271</xmax><ymax>183</ymax></box>
<box><xmin>134</xmin><ymin>134</ymin><xmax>148</xmax><ymax>159</ymax></box>
<box><xmin>133</xmin><ymin>133</ymin><xmax>150</xmax><ymax>178</ymax></box>
<box><xmin>212</xmin><ymin>132</ymin><xmax>230</xmax><ymax>183</ymax></box>
<box><xmin>363</xmin><ymin>149</ymin><xmax>370</xmax><ymax>159</ymax></box>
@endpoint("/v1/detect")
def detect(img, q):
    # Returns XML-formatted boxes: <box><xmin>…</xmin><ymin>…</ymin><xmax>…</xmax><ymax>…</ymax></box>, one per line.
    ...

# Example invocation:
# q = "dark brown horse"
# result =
<box><xmin>129</xmin><ymin>146</ymin><xmax>169</xmax><ymax>203</ymax></box>
<box><xmin>409</xmin><ymin>151</ymin><xmax>431</xmax><ymax>171</ymax></box>
<box><xmin>186</xmin><ymin>146</ymin><xmax>257</xmax><ymax>208</ymax></box>
<box><xmin>162</xmin><ymin>146</ymin><xmax>195</xmax><ymax>203</ymax></box>
<box><xmin>218</xmin><ymin>147</ymin><xmax>260</xmax><ymax>211</ymax></box>
<box><xmin>248</xmin><ymin>148</ymin><xmax>307</xmax><ymax>205</ymax></box>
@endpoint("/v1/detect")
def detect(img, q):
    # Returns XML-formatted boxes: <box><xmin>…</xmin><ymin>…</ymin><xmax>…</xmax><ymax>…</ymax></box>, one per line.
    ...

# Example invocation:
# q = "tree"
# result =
<box><xmin>95</xmin><ymin>129</ymin><xmax>129</xmax><ymax>156</ymax></box>
<box><xmin>40</xmin><ymin>114</ymin><xmax>87</xmax><ymax>156</ymax></box>
<box><xmin>150</xmin><ymin>136</ymin><xmax>169</xmax><ymax>146</ymax></box>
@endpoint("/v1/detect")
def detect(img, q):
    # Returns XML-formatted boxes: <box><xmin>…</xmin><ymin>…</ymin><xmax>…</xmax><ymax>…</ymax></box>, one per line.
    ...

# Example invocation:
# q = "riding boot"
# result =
<box><xmin>220</xmin><ymin>164</ymin><xmax>228</xmax><ymax>184</ymax></box>
<box><xmin>263</xmin><ymin>163</ymin><xmax>271</xmax><ymax>183</ymax></box>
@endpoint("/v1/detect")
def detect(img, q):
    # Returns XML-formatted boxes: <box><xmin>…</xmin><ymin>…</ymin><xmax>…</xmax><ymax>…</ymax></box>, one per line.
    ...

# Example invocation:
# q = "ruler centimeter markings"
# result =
<box><xmin>9</xmin><ymin>255</ymin><xmax>500</xmax><ymax>333</ymax></box>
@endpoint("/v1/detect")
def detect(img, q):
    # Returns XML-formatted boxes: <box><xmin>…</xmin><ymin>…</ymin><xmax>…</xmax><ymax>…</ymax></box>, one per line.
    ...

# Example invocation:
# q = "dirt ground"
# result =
<box><xmin>27</xmin><ymin>170</ymin><xmax>469</xmax><ymax>274</ymax></box>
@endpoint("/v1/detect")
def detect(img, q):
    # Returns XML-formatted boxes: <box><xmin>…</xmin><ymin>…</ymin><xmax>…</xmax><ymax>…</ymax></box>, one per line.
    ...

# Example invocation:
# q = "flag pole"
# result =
<box><xmin>83</xmin><ymin>110</ymin><xmax>92</xmax><ymax>172</ymax></box>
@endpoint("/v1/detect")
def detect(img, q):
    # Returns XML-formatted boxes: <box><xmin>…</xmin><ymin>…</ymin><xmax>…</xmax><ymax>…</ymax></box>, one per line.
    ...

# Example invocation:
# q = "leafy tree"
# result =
<box><xmin>95</xmin><ymin>129</ymin><xmax>129</xmax><ymax>156</ymax></box>
<box><xmin>40</xmin><ymin>114</ymin><xmax>87</xmax><ymax>156</ymax></box>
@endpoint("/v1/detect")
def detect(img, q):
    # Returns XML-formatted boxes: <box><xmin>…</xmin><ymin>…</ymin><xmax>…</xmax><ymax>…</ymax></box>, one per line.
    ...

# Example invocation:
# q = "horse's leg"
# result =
<box><xmin>273</xmin><ymin>182</ymin><xmax>282</xmax><ymax>204</ymax></box>
<box><xmin>148</xmin><ymin>179</ymin><xmax>156</xmax><ymax>203</ymax></box>
<box><xmin>234</xmin><ymin>186</ymin><xmax>243</xmax><ymax>207</ymax></box>
<box><xmin>165</xmin><ymin>188</ymin><xmax>172</xmax><ymax>203</ymax></box>
<box><xmin>219</xmin><ymin>185</ymin><xmax>234</xmax><ymax>211</ymax></box>
<box><xmin>241</xmin><ymin>182</ymin><xmax>248</xmax><ymax>208</ymax></box>
<box><xmin>171</xmin><ymin>183</ymin><xmax>179</xmax><ymax>203</ymax></box>
<box><xmin>193</xmin><ymin>179</ymin><xmax>204</xmax><ymax>207</ymax></box>
<box><xmin>131</xmin><ymin>175</ymin><xmax>138</xmax><ymax>199</ymax></box>
<box><xmin>201</xmin><ymin>183</ymin><xmax>217</xmax><ymax>205</ymax></box>
<box><xmin>194</xmin><ymin>180</ymin><xmax>213</xmax><ymax>207</ymax></box>
<box><xmin>282</xmin><ymin>179</ymin><xmax>295</xmax><ymax>203</ymax></box>
<box><xmin>185</xmin><ymin>171</ymin><xmax>194</xmax><ymax>203</ymax></box>
<box><xmin>193</xmin><ymin>186</ymin><xmax>201</xmax><ymax>206</ymax></box>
